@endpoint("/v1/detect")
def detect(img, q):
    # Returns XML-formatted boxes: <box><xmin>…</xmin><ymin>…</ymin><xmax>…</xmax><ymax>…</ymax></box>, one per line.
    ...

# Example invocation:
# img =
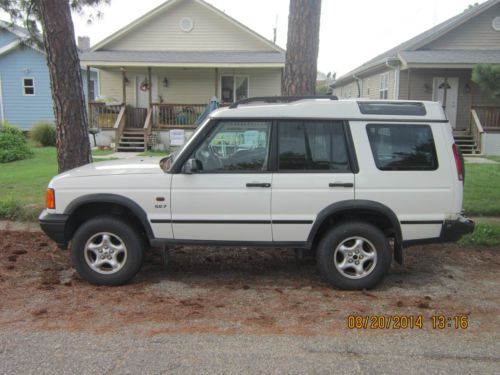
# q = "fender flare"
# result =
<box><xmin>307</xmin><ymin>199</ymin><xmax>402</xmax><ymax>245</ymax></box>
<box><xmin>64</xmin><ymin>194</ymin><xmax>155</xmax><ymax>239</ymax></box>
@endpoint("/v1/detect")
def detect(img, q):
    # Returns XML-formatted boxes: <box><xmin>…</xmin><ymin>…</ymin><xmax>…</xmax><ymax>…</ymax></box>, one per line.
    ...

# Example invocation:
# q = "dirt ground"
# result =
<box><xmin>0</xmin><ymin>230</ymin><xmax>499</xmax><ymax>337</ymax></box>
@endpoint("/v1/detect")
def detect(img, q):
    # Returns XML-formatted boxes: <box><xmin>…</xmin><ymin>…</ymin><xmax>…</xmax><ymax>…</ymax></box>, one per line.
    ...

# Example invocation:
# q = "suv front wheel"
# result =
<box><xmin>71</xmin><ymin>216</ymin><xmax>145</xmax><ymax>286</ymax></box>
<box><xmin>317</xmin><ymin>222</ymin><xmax>392</xmax><ymax>290</ymax></box>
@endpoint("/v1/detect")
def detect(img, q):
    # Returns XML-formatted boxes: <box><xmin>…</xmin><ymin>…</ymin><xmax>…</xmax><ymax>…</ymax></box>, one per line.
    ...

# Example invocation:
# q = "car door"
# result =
<box><xmin>271</xmin><ymin>120</ymin><xmax>355</xmax><ymax>242</ymax></box>
<box><xmin>170</xmin><ymin>120</ymin><xmax>273</xmax><ymax>242</ymax></box>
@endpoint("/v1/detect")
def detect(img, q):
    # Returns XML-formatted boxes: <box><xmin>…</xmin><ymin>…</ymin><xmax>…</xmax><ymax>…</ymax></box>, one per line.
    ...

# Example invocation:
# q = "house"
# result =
<box><xmin>331</xmin><ymin>0</ymin><xmax>500</xmax><ymax>155</ymax></box>
<box><xmin>79</xmin><ymin>0</ymin><xmax>285</xmax><ymax>151</ymax></box>
<box><xmin>0</xmin><ymin>21</ymin><xmax>98</xmax><ymax>131</ymax></box>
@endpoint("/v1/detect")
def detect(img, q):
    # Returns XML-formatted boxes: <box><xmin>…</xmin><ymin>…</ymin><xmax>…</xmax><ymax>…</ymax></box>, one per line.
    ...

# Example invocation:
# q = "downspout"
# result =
<box><xmin>0</xmin><ymin>73</ymin><xmax>4</xmax><ymax>122</ymax></box>
<box><xmin>352</xmin><ymin>74</ymin><xmax>362</xmax><ymax>98</ymax></box>
<box><xmin>385</xmin><ymin>59</ymin><xmax>400</xmax><ymax>99</ymax></box>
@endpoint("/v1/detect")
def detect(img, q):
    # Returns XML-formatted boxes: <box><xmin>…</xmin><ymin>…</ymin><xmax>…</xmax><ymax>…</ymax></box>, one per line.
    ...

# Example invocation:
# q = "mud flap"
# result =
<box><xmin>394</xmin><ymin>241</ymin><xmax>404</xmax><ymax>265</ymax></box>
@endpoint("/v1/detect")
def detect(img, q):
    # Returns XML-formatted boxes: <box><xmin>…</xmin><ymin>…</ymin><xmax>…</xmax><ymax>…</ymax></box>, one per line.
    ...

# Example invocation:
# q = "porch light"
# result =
<box><xmin>163</xmin><ymin>78</ymin><xmax>169</xmax><ymax>87</ymax></box>
<box><xmin>464</xmin><ymin>83</ymin><xmax>471</xmax><ymax>94</ymax></box>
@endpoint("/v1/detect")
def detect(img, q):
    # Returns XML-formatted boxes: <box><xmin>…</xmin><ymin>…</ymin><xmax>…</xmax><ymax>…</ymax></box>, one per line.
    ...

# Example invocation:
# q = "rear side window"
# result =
<box><xmin>278</xmin><ymin>120</ymin><xmax>350</xmax><ymax>172</ymax></box>
<box><xmin>366</xmin><ymin>124</ymin><xmax>438</xmax><ymax>170</ymax></box>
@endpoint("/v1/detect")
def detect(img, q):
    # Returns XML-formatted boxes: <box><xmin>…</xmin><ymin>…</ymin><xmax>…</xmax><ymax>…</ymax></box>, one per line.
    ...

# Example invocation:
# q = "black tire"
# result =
<box><xmin>71</xmin><ymin>216</ymin><xmax>145</xmax><ymax>286</ymax></box>
<box><xmin>316</xmin><ymin>221</ymin><xmax>392</xmax><ymax>290</ymax></box>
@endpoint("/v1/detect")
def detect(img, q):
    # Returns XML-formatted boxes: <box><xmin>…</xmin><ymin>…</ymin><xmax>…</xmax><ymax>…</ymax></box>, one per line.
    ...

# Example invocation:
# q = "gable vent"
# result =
<box><xmin>179</xmin><ymin>17</ymin><xmax>194</xmax><ymax>32</ymax></box>
<box><xmin>493</xmin><ymin>17</ymin><xmax>500</xmax><ymax>31</ymax></box>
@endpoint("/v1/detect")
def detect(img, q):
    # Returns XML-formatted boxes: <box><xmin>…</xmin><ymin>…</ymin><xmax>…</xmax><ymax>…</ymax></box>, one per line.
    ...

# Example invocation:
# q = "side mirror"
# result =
<box><xmin>183</xmin><ymin>158</ymin><xmax>202</xmax><ymax>174</ymax></box>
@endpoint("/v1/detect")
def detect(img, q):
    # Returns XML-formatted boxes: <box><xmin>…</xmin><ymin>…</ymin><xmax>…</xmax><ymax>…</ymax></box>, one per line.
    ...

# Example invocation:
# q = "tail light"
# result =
<box><xmin>46</xmin><ymin>188</ymin><xmax>55</xmax><ymax>209</ymax></box>
<box><xmin>452</xmin><ymin>144</ymin><xmax>464</xmax><ymax>181</ymax></box>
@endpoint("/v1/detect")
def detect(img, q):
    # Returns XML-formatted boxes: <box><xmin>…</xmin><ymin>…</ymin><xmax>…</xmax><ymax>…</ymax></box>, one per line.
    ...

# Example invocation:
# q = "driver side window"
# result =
<box><xmin>191</xmin><ymin>121</ymin><xmax>271</xmax><ymax>172</ymax></box>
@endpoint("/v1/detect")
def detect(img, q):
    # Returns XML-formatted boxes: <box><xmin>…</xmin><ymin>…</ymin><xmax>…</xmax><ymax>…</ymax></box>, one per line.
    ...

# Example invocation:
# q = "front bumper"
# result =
<box><xmin>440</xmin><ymin>216</ymin><xmax>475</xmax><ymax>242</ymax></box>
<box><xmin>39</xmin><ymin>210</ymin><xmax>69</xmax><ymax>249</ymax></box>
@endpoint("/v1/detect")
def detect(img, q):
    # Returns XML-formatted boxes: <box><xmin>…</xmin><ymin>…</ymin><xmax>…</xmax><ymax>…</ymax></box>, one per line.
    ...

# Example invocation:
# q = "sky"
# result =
<box><xmin>72</xmin><ymin>0</ymin><xmax>487</xmax><ymax>77</ymax></box>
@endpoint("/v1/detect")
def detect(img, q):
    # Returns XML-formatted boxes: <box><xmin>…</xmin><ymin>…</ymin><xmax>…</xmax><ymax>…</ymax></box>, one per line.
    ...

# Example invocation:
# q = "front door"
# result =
<box><xmin>271</xmin><ymin>120</ymin><xmax>355</xmax><ymax>242</ymax></box>
<box><xmin>170</xmin><ymin>120</ymin><xmax>273</xmax><ymax>241</ymax></box>
<box><xmin>136</xmin><ymin>74</ymin><xmax>158</xmax><ymax>108</ymax></box>
<box><xmin>433</xmin><ymin>77</ymin><xmax>459</xmax><ymax>128</ymax></box>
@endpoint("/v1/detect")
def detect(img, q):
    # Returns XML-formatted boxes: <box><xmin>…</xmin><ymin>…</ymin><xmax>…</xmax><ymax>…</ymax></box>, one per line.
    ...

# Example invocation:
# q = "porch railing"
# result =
<box><xmin>89</xmin><ymin>102</ymin><xmax>122</xmax><ymax>129</ymax></box>
<box><xmin>473</xmin><ymin>106</ymin><xmax>500</xmax><ymax>131</ymax></box>
<box><xmin>470</xmin><ymin>109</ymin><xmax>485</xmax><ymax>154</ymax></box>
<box><xmin>151</xmin><ymin>103</ymin><xmax>205</xmax><ymax>128</ymax></box>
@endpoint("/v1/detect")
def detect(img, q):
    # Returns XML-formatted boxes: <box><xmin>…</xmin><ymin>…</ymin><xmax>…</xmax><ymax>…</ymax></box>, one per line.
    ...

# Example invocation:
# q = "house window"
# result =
<box><xmin>23</xmin><ymin>78</ymin><xmax>35</xmax><ymax>96</ymax></box>
<box><xmin>379</xmin><ymin>72</ymin><xmax>389</xmax><ymax>99</ymax></box>
<box><xmin>221</xmin><ymin>75</ymin><xmax>249</xmax><ymax>103</ymax></box>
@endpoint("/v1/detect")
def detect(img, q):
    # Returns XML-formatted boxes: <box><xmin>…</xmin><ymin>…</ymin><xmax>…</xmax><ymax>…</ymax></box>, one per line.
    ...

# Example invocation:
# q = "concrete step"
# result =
<box><xmin>116</xmin><ymin>147</ymin><xmax>145</xmax><ymax>152</ymax></box>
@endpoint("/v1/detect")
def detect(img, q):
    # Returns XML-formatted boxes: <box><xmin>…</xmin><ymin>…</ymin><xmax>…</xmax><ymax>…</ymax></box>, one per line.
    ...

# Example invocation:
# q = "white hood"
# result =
<box><xmin>52</xmin><ymin>157</ymin><xmax>164</xmax><ymax>181</ymax></box>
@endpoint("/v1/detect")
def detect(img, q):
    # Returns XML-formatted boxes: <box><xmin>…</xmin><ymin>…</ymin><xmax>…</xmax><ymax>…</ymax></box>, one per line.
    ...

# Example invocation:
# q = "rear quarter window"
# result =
<box><xmin>366</xmin><ymin>124</ymin><xmax>438</xmax><ymax>171</ymax></box>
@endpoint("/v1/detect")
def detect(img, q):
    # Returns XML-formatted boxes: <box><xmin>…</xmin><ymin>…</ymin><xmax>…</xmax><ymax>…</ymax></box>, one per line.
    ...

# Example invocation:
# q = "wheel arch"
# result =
<box><xmin>64</xmin><ymin>194</ymin><xmax>155</xmax><ymax>245</ymax></box>
<box><xmin>307</xmin><ymin>200</ymin><xmax>402</xmax><ymax>249</ymax></box>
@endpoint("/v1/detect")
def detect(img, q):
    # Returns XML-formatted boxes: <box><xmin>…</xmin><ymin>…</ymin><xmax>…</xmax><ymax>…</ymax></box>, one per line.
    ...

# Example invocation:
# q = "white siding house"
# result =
<box><xmin>331</xmin><ymin>0</ymin><xmax>500</xmax><ymax>155</ymax></box>
<box><xmin>80</xmin><ymin>0</ymin><xmax>285</xmax><ymax>151</ymax></box>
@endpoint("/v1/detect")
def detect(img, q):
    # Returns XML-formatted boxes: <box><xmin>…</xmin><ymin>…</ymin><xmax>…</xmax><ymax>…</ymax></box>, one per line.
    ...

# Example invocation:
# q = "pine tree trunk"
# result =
<box><xmin>282</xmin><ymin>0</ymin><xmax>322</xmax><ymax>96</ymax></box>
<box><xmin>37</xmin><ymin>0</ymin><xmax>92</xmax><ymax>173</ymax></box>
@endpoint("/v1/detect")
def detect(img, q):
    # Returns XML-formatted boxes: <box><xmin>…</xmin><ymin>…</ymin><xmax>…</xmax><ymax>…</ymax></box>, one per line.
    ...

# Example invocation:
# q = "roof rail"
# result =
<box><xmin>228</xmin><ymin>95</ymin><xmax>338</xmax><ymax>109</ymax></box>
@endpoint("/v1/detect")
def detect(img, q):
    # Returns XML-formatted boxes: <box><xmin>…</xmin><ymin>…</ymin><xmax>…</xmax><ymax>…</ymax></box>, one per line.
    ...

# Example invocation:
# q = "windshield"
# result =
<box><xmin>159</xmin><ymin>117</ymin><xmax>210</xmax><ymax>172</ymax></box>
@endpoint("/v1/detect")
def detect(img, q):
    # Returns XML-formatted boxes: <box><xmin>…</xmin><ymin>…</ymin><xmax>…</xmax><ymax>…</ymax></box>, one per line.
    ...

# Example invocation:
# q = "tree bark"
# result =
<box><xmin>37</xmin><ymin>0</ymin><xmax>92</xmax><ymax>172</ymax></box>
<box><xmin>282</xmin><ymin>0</ymin><xmax>322</xmax><ymax>96</ymax></box>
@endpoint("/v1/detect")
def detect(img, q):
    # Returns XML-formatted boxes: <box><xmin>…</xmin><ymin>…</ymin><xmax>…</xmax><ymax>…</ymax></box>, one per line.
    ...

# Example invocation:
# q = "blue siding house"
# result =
<box><xmin>0</xmin><ymin>21</ymin><xmax>98</xmax><ymax>131</ymax></box>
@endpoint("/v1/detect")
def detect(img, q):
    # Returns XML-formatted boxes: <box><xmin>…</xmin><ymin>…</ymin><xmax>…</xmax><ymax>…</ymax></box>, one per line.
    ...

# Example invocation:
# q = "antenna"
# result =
<box><xmin>273</xmin><ymin>15</ymin><xmax>278</xmax><ymax>43</ymax></box>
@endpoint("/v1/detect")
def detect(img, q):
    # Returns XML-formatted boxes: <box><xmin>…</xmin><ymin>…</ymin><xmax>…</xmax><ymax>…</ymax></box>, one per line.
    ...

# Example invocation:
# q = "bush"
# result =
<box><xmin>30</xmin><ymin>122</ymin><xmax>56</xmax><ymax>147</ymax></box>
<box><xmin>0</xmin><ymin>122</ymin><xmax>33</xmax><ymax>163</ymax></box>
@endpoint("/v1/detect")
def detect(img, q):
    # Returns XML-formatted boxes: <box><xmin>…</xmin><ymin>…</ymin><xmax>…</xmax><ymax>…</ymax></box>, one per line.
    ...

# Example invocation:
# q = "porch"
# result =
<box><xmin>399</xmin><ymin>68</ymin><xmax>500</xmax><ymax>154</ymax></box>
<box><xmin>88</xmin><ymin>102</ymin><xmax>208</xmax><ymax>152</ymax></box>
<box><xmin>84</xmin><ymin>64</ymin><xmax>282</xmax><ymax>151</ymax></box>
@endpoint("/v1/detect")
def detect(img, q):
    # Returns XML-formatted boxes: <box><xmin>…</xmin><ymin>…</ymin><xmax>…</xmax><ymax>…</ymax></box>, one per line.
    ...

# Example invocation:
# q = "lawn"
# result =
<box><xmin>459</xmin><ymin>222</ymin><xmax>500</xmax><ymax>247</ymax></box>
<box><xmin>463</xmin><ymin>162</ymin><xmax>500</xmax><ymax>216</ymax></box>
<box><xmin>138</xmin><ymin>150</ymin><xmax>170</xmax><ymax>157</ymax></box>
<box><xmin>0</xmin><ymin>147</ymin><xmax>117</xmax><ymax>221</ymax></box>
<box><xmin>484</xmin><ymin>155</ymin><xmax>500</xmax><ymax>163</ymax></box>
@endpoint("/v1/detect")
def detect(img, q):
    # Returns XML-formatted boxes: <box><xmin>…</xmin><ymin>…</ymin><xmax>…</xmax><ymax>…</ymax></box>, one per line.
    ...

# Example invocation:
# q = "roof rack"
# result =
<box><xmin>228</xmin><ymin>95</ymin><xmax>338</xmax><ymax>109</ymax></box>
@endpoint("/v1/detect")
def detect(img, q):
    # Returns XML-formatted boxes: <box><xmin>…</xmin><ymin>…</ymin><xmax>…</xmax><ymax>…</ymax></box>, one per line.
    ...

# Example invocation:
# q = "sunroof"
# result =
<box><xmin>358</xmin><ymin>102</ymin><xmax>427</xmax><ymax>116</ymax></box>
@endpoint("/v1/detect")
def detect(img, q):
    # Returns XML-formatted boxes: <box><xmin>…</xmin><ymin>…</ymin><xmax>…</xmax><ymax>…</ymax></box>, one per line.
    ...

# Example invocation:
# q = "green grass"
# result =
<box><xmin>0</xmin><ymin>147</ymin><xmax>119</xmax><ymax>221</ymax></box>
<box><xmin>463</xmin><ymin>163</ymin><xmax>500</xmax><ymax>216</ymax></box>
<box><xmin>92</xmin><ymin>149</ymin><xmax>115</xmax><ymax>156</ymax></box>
<box><xmin>484</xmin><ymin>155</ymin><xmax>500</xmax><ymax>163</ymax></box>
<box><xmin>459</xmin><ymin>223</ymin><xmax>500</xmax><ymax>247</ymax></box>
<box><xmin>138</xmin><ymin>150</ymin><xmax>170</xmax><ymax>157</ymax></box>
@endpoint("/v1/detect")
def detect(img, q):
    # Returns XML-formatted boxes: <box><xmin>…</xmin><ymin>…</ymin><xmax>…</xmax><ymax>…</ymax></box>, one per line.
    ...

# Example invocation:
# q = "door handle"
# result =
<box><xmin>246</xmin><ymin>182</ymin><xmax>271</xmax><ymax>188</ymax></box>
<box><xmin>329</xmin><ymin>182</ymin><xmax>354</xmax><ymax>188</ymax></box>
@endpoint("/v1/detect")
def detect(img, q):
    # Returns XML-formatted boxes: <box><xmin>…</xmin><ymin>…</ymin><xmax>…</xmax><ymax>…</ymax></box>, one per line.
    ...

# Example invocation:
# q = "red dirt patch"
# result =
<box><xmin>0</xmin><ymin>230</ymin><xmax>499</xmax><ymax>336</ymax></box>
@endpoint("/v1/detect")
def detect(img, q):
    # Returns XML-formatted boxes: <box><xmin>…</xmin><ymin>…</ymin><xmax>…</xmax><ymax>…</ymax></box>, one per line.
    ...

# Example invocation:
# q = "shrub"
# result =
<box><xmin>0</xmin><ymin>122</ymin><xmax>33</xmax><ymax>163</ymax></box>
<box><xmin>30</xmin><ymin>122</ymin><xmax>56</xmax><ymax>147</ymax></box>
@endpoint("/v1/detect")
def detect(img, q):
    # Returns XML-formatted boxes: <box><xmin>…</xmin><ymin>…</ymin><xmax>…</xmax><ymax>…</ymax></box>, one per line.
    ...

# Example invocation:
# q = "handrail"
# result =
<box><xmin>471</xmin><ymin>109</ymin><xmax>485</xmax><ymax>154</ymax></box>
<box><xmin>142</xmin><ymin>108</ymin><xmax>153</xmax><ymax>152</ymax></box>
<box><xmin>113</xmin><ymin>105</ymin><xmax>127</xmax><ymax>151</ymax></box>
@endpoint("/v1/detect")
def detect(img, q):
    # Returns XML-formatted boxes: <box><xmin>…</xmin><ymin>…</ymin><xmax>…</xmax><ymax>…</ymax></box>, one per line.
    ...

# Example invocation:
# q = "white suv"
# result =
<box><xmin>39</xmin><ymin>97</ymin><xmax>474</xmax><ymax>289</ymax></box>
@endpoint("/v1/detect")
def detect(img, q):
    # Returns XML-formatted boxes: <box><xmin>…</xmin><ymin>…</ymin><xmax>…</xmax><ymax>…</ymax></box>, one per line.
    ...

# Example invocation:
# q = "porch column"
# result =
<box><xmin>86</xmin><ymin>65</ymin><xmax>91</xmax><ymax>113</ymax></box>
<box><xmin>148</xmin><ymin>66</ymin><xmax>152</xmax><ymax>108</ymax></box>
<box><xmin>442</xmin><ymin>76</ymin><xmax>449</xmax><ymax>112</ymax></box>
<box><xmin>121</xmin><ymin>67</ymin><xmax>127</xmax><ymax>105</ymax></box>
<box><xmin>214</xmin><ymin>68</ymin><xmax>219</xmax><ymax>97</ymax></box>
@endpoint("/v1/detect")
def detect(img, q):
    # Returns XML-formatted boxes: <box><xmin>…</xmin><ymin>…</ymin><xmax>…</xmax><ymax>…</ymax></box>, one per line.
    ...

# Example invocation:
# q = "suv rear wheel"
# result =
<box><xmin>317</xmin><ymin>221</ymin><xmax>391</xmax><ymax>290</ymax></box>
<box><xmin>71</xmin><ymin>216</ymin><xmax>145</xmax><ymax>286</ymax></box>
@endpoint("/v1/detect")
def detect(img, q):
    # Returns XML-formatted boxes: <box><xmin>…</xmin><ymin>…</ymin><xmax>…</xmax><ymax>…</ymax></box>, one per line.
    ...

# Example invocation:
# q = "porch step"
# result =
<box><xmin>116</xmin><ymin>147</ymin><xmax>146</xmax><ymax>152</ymax></box>
<box><xmin>453</xmin><ymin>133</ymin><xmax>478</xmax><ymax>155</ymax></box>
<box><xmin>116</xmin><ymin>129</ymin><xmax>147</xmax><ymax>152</ymax></box>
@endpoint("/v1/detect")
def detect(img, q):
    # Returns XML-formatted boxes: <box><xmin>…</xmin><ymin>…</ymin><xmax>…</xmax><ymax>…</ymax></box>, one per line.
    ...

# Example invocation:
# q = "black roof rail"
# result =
<box><xmin>228</xmin><ymin>95</ymin><xmax>338</xmax><ymax>109</ymax></box>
